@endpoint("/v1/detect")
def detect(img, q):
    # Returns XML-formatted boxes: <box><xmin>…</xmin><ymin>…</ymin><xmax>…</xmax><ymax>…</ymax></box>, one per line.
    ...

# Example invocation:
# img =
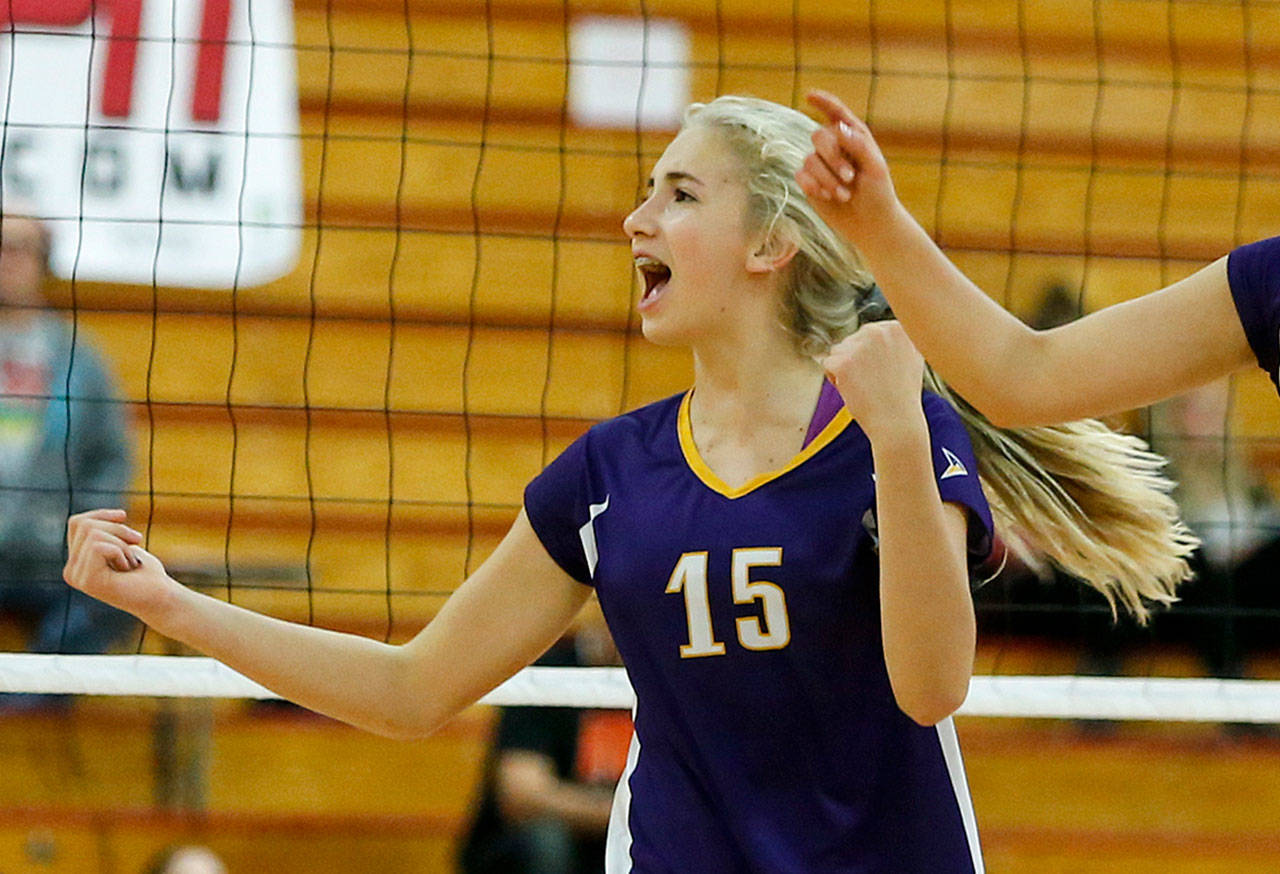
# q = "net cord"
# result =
<box><xmin>2</xmin><ymin>656</ymin><xmax>1279</xmax><ymax>722</ymax></box>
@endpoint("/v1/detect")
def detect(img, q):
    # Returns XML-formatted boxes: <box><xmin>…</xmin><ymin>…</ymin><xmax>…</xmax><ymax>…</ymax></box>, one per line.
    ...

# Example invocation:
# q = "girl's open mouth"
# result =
<box><xmin>636</xmin><ymin>257</ymin><xmax>672</xmax><ymax>303</ymax></box>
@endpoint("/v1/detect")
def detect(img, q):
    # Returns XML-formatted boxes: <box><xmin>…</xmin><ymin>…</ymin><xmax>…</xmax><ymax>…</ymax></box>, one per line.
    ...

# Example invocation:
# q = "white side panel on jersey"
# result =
<box><xmin>578</xmin><ymin>496</ymin><xmax>611</xmax><ymax>579</ymax></box>
<box><xmin>605</xmin><ymin>720</ymin><xmax>641</xmax><ymax>873</ymax></box>
<box><xmin>936</xmin><ymin>716</ymin><xmax>985</xmax><ymax>873</ymax></box>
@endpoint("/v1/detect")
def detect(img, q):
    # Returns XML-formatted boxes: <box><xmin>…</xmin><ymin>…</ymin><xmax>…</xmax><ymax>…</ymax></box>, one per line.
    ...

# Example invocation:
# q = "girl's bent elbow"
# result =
<box><xmin>984</xmin><ymin>404</ymin><xmax>1054</xmax><ymax>431</ymax></box>
<box><xmin>904</xmin><ymin>704</ymin><xmax>957</xmax><ymax>727</ymax></box>
<box><xmin>369</xmin><ymin>691</ymin><xmax>450</xmax><ymax>739</ymax></box>
<box><xmin>376</xmin><ymin>711</ymin><xmax>443</xmax><ymax>741</ymax></box>
<box><xmin>378</xmin><ymin>722</ymin><xmax>423</xmax><ymax>741</ymax></box>
<box><xmin>982</xmin><ymin>404</ymin><xmax>1026</xmax><ymax>431</ymax></box>
<box><xmin>1003</xmin><ymin>331</ymin><xmax>1069</xmax><ymax>427</ymax></box>
<box><xmin>976</xmin><ymin>394</ymin><xmax>1047</xmax><ymax>430</ymax></box>
<box><xmin>902</xmin><ymin>699</ymin><xmax>961</xmax><ymax>727</ymax></box>
<box><xmin>973</xmin><ymin>327</ymin><xmax>1060</xmax><ymax>429</ymax></box>
<box><xmin>899</xmin><ymin>681</ymin><xmax>969</xmax><ymax>727</ymax></box>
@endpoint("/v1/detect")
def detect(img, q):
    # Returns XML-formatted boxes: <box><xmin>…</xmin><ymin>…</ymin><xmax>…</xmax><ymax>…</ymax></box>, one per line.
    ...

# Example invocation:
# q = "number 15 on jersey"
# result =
<box><xmin>665</xmin><ymin>548</ymin><xmax>791</xmax><ymax>658</ymax></box>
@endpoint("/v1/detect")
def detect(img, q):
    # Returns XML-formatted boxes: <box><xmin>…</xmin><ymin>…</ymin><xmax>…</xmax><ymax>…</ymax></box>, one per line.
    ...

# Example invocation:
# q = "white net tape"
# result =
<box><xmin>2</xmin><ymin>655</ymin><xmax>1279</xmax><ymax>722</ymax></box>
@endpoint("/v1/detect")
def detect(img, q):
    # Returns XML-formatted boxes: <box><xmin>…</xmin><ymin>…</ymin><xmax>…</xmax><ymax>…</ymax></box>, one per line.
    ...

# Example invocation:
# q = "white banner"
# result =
<box><xmin>569</xmin><ymin>16</ymin><xmax>690</xmax><ymax>130</ymax></box>
<box><xmin>0</xmin><ymin>0</ymin><xmax>302</xmax><ymax>289</ymax></box>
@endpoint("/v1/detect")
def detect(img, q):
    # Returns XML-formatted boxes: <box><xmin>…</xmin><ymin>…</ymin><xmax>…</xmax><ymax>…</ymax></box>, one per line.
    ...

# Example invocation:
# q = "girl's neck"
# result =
<box><xmin>684</xmin><ymin>335</ymin><xmax>828</xmax><ymax>491</ymax></box>
<box><xmin>689</xmin><ymin>334</ymin><xmax>826</xmax><ymax>435</ymax></box>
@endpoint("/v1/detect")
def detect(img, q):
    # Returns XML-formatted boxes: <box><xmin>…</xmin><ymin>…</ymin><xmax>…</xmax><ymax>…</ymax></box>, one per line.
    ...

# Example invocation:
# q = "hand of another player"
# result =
<box><xmin>64</xmin><ymin>509</ymin><xmax>179</xmax><ymax>623</ymax></box>
<box><xmin>796</xmin><ymin>90</ymin><xmax>900</xmax><ymax>244</ymax></box>
<box><xmin>820</xmin><ymin>322</ymin><xmax>925</xmax><ymax>440</ymax></box>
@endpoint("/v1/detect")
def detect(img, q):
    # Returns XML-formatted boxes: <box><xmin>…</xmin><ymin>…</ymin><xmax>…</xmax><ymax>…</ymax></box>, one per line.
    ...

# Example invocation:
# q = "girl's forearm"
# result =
<box><xmin>67</xmin><ymin>509</ymin><xmax>589</xmax><ymax>743</ymax></box>
<box><xmin>154</xmin><ymin>585</ymin><xmax>425</xmax><ymax>737</ymax></box>
<box><xmin>855</xmin><ymin>205</ymin><xmax>1041</xmax><ymax>423</ymax></box>
<box><xmin>854</xmin><ymin>207</ymin><xmax>1254</xmax><ymax>425</ymax></box>
<box><xmin>806</xmin><ymin>91</ymin><xmax>1253</xmax><ymax>423</ymax></box>
<box><xmin>868</xmin><ymin>414</ymin><xmax>976</xmax><ymax>726</ymax></box>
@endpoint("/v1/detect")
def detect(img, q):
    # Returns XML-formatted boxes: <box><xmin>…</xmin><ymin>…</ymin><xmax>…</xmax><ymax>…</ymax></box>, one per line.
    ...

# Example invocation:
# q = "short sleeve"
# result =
<box><xmin>1227</xmin><ymin>236</ymin><xmax>1280</xmax><ymax>389</ymax></box>
<box><xmin>524</xmin><ymin>432</ymin><xmax>596</xmax><ymax>585</ymax></box>
<box><xmin>921</xmin><ymin>393</ymin><xmax>994</xmax><ymax>565</ymax></box>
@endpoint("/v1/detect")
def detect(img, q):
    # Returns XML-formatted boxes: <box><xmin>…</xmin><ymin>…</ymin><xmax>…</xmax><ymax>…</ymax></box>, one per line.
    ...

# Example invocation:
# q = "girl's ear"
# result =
<box><xmin>746</xmin><ymin>231</ymin><xmax>799</xmax><ymax>274</ymax></box>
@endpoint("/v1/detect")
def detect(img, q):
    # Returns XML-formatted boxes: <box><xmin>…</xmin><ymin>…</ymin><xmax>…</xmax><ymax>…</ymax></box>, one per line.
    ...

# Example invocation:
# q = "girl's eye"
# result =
<box><xmin>673</xmin><ymin>188</ymin><xmax>696</xmax><ymax>203</ymax></box>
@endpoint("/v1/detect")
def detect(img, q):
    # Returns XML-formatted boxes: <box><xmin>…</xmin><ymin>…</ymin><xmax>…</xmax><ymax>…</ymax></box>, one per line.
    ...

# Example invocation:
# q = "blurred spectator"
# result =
<box><xmin>458</xmin><ymin>622</ymin><xmax>630</xmax><ymax>874</ymax></box>
<box><xmin>0</xmin><ymin>208</ymin><xmax>135</xmax><ymax>709</ymax></box>
<box><xmin>1148</xmin><ymin>378</ymin><xmax>1280</xmax><ymax>680</ymax></box>
<box><xmin>143</xmin><ymin>844</ymin><xmax>228</xmax><ymax>874</ymax></box>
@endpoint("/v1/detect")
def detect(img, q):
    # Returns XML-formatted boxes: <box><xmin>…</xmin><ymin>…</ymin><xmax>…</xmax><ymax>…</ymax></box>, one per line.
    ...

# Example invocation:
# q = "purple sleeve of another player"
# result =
<box><xmin>921</xmin><ymin>393</ymin><xmax>994</xmax><ymax>565</ymax></box>
<box><xmin>523</xmin><ymin>432</ymin><xmax>595</xmax><ymax>585</ymax></box>
<box><xmin>1227</xmin><ymin>236</ymin><xmax>1280</xmax><ymax>387</ymax></box>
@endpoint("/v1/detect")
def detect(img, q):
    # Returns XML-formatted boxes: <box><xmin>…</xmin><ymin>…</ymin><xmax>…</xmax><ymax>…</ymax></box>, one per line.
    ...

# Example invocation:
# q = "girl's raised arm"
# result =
<box><xmin>798</xmin><ymin>90</ymin><xmax>1256</xmax><ymax>428</ymax></box>
<box><xmin>821</xmin><ymin>323</ymin><xmax>975</xmax><ymax>726</ymax></box>
<box><xmin>64</xmin><ymin>508</ymin><xmax>592</xmax><ymax>738</ymax></box>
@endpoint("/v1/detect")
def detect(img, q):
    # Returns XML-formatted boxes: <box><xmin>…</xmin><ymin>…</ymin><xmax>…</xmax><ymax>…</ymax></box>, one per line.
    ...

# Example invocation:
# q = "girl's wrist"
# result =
<box><xmin>861</xmin><ymin>405</ymin><xmax>928</xmax><ymax>447</ymax></box>
<box><xmin>145</xmin><ymin>575</ymin><xmax>195</xmax><ymax>640</ymax></box>
<box><xmin>855</xmin><ymin>200</ymin><xmax>916</xmax><ymax>254</ymax></box>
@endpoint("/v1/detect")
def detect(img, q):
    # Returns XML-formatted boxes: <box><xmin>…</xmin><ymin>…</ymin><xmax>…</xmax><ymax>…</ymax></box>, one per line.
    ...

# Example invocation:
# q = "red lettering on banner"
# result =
<box><xmin>0</xmin><ymin>0</ymin><xmax>93</xmax><ymax>28</ymax></box>
<box><xmin>99</xmin><ymin>0</ymin><xmax>143</xmax><ymax>118</ymax></box>
<box><xmin>0</xmin><ymin>0</ymin><xmax>141</xmax><ymax>119</ymax></box>
<box><xmin>192</xmin><ymin>0</ymin><xmax>230</xmax><ymax>122</ymax></box>
<box><xmin>1</xmin><ymin>0</ymin><xmax>229</xmax><ymax>122</ymax></box>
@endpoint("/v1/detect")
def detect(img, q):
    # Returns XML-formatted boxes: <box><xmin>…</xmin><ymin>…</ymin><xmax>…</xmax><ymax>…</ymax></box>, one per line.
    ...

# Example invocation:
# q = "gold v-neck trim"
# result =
<box><xmin>676</xmin><ymin>390</ymin><xmax>853</xmax><ymax>500</ymax></box>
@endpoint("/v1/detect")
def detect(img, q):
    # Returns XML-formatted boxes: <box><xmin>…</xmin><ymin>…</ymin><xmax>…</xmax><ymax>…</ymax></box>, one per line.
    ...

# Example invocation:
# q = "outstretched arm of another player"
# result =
<box><xmin>798</xmin><ymin>90</ymin><xmax>1255</xmax><ymax>427</ymax></box>
<box><xmin>64</xmin><ymin>508</ymin><xmax>592</xmax><ymax>739</ymax></box>
<box><xmin>822</xmin><ymin>324</ymin><xmax>973</xmax><ymax>726</ymax></box>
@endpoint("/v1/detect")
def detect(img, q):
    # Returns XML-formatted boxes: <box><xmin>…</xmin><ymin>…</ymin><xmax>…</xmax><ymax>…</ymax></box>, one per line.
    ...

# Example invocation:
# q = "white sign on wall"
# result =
<box><xmin>0</xmin><ymin>0</ymin><xmax>302</xmax><ymax>289</ymax></box>
<box><xmin>569</xmin><ymin>16</ymin><xmax>691</xmax><ymax>130</ymax></box>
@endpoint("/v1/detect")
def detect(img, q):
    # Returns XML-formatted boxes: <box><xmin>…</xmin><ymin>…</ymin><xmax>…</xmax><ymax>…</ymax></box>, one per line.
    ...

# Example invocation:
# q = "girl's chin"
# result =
<box><xmin>638</xmin><ymin>316</ymin><xmax>692</xmax><ymax>348</ymax></box>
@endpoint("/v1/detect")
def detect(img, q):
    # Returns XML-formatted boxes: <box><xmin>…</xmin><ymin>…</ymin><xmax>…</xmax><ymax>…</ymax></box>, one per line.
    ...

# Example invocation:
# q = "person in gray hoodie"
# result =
<box><xmin>0</xmin><ymin>209</ymin><xmax>134</xmax><ymax>706</ymax></box>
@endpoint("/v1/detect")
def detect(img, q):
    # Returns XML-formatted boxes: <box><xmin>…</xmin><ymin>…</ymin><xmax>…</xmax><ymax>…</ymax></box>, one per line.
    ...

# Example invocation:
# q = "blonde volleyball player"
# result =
<box><xmin>65</xmin><ymin>96</ymin><xmax>1194</xmax><ymax>873</ymax></box>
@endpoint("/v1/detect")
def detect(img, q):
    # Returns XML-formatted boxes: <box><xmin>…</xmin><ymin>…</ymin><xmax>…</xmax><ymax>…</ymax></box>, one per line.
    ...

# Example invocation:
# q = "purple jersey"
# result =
<box><xmin>525</xmin><ymin>389</ymin><xmax>993</xmax><ymax>874</ymax></box>
<box><xmin>1228</xmin><ymin>236</ymin><xmax>1280</xmax><ymax>391</ymax></box>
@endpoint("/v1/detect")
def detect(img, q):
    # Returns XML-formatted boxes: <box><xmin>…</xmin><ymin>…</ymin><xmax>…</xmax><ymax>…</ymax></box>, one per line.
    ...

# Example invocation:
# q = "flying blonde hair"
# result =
<box><xmin>683</xmin><ymin>95</ymin><xmax>1198</xmax><ymax>621</ymax></box>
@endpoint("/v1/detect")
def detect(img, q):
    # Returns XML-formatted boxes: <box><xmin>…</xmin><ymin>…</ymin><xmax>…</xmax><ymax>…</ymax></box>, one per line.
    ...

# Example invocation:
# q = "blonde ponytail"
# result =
<box><xmin>924</xmin><ymin>373</ymin><xmax>1199</xmax><ymax>622</ymax></box>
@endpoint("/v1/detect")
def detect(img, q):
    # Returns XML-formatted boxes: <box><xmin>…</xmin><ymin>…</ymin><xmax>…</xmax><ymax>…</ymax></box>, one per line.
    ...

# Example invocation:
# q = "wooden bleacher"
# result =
<box><xmin>8</xmin><ymin>0</ymin><xmax>1280</xmax><ymax>872</ymax></box>
<box><xmin>0</xmin><ymin>698</ymin><xmax>489</xmax><ymax>872</ymax></box>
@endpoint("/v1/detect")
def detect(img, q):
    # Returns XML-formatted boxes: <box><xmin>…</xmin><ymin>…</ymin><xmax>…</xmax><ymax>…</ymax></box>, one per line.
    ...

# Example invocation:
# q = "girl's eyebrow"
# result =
<box><xmin>644</xmin><ymin>171</ymin><xmax>705</xmax><ymax>191</ymax></box>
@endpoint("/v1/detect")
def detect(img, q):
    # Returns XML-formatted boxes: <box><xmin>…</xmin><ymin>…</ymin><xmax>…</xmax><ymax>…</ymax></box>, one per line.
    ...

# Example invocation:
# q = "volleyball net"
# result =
<box><xmin>2</xmin><ymin>0</ymin><xmax>1280</xmax><ymax>721</ymax></box>
<box><xmin>7</xmin><ymin>656</ymin><xmax>1280</xmax><ymax>724</ymax></box>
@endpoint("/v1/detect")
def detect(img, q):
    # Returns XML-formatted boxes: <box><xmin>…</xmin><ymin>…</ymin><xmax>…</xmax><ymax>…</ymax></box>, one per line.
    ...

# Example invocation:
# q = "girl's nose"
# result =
<box><xmin>624</xmin><ymin>195</ymin><xmax>654</xmax><ymax>238</ymax></box>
